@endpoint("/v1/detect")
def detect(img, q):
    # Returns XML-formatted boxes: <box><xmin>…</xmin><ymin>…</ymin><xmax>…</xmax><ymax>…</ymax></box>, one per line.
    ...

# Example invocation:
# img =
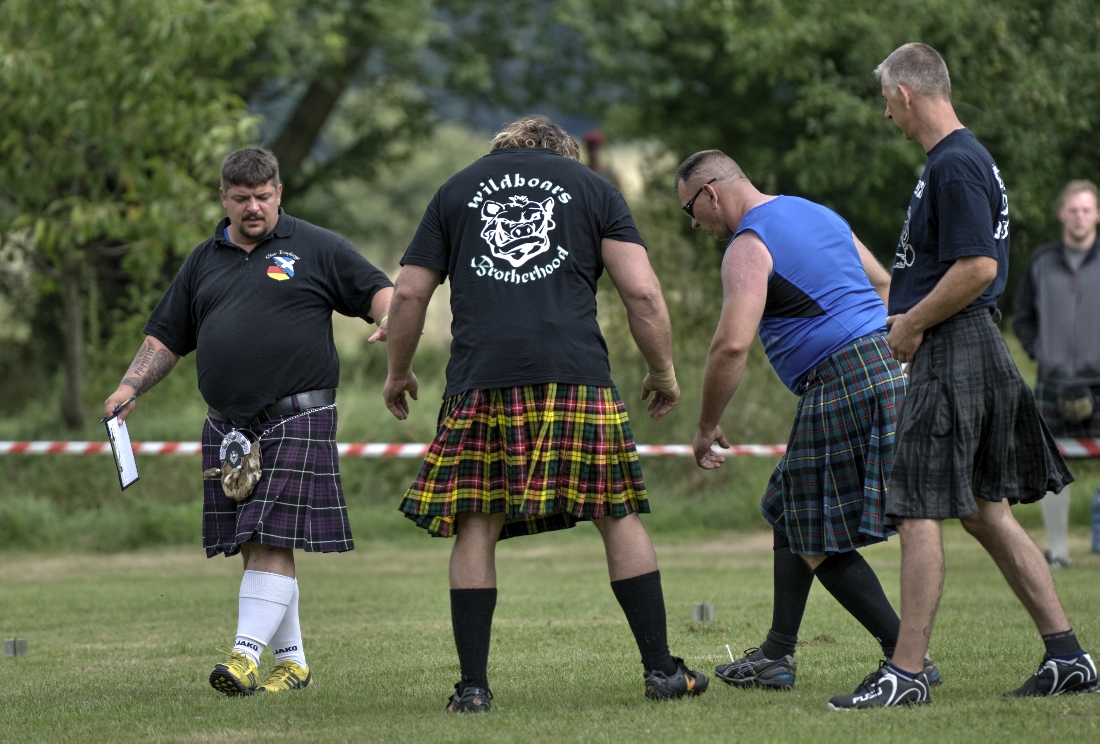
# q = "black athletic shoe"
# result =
<box><xmin>715</xmin><ymin>647</ymin><xmax>796</xmax><ymax>690</ymax></box>
<box><xmin>828</xmin><ymin>662</ymin><xmax>931</xmax><ymax>709</ymax></box>
<box><xmin>445</xmin><ymin>682</ymin><xmax>492</xmax><ymax>713</ymax></box>
<box><xmin>645</xmin><ymin>657</ymin><xmax>709</xmax><ymax>700</ymax></box>
<box><xmin>923</xmin><ymin>653</ymin><xmax>943</xmax><ymax>687</ymax></box>
<box><xmin>1006</xmin><ymin>652</ymin><xmax>1098</xmax><ymax>697</ymax></box>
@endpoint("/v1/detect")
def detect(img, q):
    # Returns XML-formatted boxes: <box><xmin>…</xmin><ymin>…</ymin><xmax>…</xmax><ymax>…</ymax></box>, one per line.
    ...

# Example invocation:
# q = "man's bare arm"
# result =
<box><xmin>694</xmin><ymin>233</ymin><xmax>771</xmax><ymax>468</ymax></box>
<box><xmin>886</xmin><ymin>255</ymin><xmax>998</xmax><ymax>363</ymax></box>
<box><xmin>366</xmin><ymin>286</ymin><xmax>395</xmax><ymax>344</ymax></box>
<box><xmin>103</xmin><ymin>335</ymin><xmax>181</xmax><ymax>421</ymax></box>
<box><xmin>382</xmin><ymin>265</ymin><xmax>439</xmax><ymax>420</ymax></box>
<box><xmin>853</xmin><ymin>233</ymin><xmax>891</xmax><ymax>306</ymax></box>
<box><xmin>601</xmin><ymin>238</ymin><xmax>678</xmax><ymax>419</ymax></box>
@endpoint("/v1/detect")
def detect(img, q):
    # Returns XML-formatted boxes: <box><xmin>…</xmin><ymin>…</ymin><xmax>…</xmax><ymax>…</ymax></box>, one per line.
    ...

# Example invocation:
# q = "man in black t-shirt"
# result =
<box><xmin>828</xmin><ymin>43</ymin><xmax>1094</xmax><ymax>710</ymax></box>
<box><xmin>102</xmin><ymin>148</ymin><xmax>393</xmax><ymax>698</ymax></box>
<box><xmin>384</xmin><ymin>116</ymin><xmax>708</xmax><ymax>711</ymax></box>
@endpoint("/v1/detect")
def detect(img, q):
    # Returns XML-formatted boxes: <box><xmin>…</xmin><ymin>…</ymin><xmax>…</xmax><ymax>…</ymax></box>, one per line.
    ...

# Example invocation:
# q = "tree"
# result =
<box><xmin>0</xmin><ymin>0</ymin><xmax>268</xmax><ymax>428</ymax></box>
<box><xmin>536</xmin><ymin>0</ymin><xmax>1100</xmax><ymax>291</ymax></box>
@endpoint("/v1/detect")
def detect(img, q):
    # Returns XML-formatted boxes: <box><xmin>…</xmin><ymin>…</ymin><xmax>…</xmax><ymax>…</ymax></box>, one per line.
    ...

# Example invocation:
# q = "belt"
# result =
<box><xmin>207</xmin><ymin>388</ymin><xmax>336</xmax><ymax>427</ymax></box>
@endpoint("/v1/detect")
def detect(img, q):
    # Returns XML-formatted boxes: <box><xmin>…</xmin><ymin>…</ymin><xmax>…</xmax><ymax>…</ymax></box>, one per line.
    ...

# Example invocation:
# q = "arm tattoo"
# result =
<box><xmin>120</xmin><ymin>340</ymin><xmax>177</xmax><ymax>394</ymax></box>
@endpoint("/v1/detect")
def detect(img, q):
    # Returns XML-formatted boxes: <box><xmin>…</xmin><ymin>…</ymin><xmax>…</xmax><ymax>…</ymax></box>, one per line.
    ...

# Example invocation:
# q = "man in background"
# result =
<box><xmin>1014</xmin><ymin>180</ymin><xmax>1100</xmax><ymax>569</ymax></box>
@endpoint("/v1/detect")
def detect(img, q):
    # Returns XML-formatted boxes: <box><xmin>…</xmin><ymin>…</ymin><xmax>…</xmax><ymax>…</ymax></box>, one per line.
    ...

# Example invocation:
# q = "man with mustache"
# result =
<box><xmin>102</xmin><ymin>148</ymin><xmax>394</xmax><ymax>697</ymax></box>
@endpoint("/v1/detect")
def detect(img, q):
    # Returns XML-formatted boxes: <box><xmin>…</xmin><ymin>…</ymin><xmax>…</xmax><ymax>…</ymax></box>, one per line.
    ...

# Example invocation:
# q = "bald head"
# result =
<box><xmin>674</xmin><ymin>150</ymin><xmax>746</xmax><ymax>191</ymax></box>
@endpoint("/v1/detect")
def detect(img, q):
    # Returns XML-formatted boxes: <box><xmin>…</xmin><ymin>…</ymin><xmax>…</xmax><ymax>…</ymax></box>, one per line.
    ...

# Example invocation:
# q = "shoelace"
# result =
<box><xmin>852</xmin><ymin>660</ymin><xmax>889</xmax><ymax>695</ymax></box>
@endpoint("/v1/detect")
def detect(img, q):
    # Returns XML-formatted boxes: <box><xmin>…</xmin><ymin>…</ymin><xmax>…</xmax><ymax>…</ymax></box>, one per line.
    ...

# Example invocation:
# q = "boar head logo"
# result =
<box><xmin>479</xmin><ymin>196</ymin><xmax>556</xmax><ymax>267</ymax></box>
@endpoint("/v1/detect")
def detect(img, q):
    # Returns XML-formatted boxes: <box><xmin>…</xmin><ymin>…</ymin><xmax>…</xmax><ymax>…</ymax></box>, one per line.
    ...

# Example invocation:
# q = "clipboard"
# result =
<box><xmin>104</xmin><ymin>416</ymin><xmax>140</xmax><ymax>490</ymax></box>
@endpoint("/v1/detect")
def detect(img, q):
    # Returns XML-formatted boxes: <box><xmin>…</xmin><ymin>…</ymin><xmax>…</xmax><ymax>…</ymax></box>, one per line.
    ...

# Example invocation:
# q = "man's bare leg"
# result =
<box><xmin>891</xmin><ymin>518</ymin><xmax>945</xmax><ymax>674</ymax></box>
<box><xmin>241</xmin><ymin>542</ymin><xmax>295</xmax><ymax>577</ymax></box>
<box><xmin>447</xmin><ymin>512</ymin><xmax>505</xmax><ymax>704</ymax></box>
<box><xmin>960</xmin><ymin>499</ymin><xmax>1070</xmax><ymax>635</ymax></box>
<box><xmin>593</xmin><ymin>512</ymin><xmax>659</xmax><ymax>580</ymax></box>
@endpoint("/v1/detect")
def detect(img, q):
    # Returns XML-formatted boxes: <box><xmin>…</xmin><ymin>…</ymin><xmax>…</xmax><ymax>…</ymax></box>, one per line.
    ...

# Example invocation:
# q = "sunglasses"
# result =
<box><xmin>682</xmin><ymin>178</ymin><xmax>718</xmax><ymax>218</ymax></box>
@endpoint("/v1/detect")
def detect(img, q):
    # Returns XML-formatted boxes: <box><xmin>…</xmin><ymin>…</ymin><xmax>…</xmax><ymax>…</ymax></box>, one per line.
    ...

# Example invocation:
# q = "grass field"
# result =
<box><xmin>1</xmin><ymin>524</ymin><xmax>1098</xmax><ymax>742</ymax></box>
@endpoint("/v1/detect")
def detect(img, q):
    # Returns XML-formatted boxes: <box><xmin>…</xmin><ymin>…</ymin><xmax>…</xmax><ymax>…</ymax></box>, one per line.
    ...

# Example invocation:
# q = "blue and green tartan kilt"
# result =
<box><xmin>399</xmin><ymin>383</ymin><xmax>648</xmax><ymax>539</ymax></box>
<box><xmin>761</xmin><ymin>333</ymin><xmax>906</xmax><ymax>555</ymax></box>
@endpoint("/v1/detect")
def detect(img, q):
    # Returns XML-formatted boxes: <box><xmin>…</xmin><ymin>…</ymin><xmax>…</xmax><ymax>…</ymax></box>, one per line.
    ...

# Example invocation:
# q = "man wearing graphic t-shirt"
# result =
<box><xmin>384</xmin><ymin>115</ymin><xmax>708</xmax><ymax>711</ymax></box>
<box><xmin>828</xmin><ymin>43</ymin><xmax>1094</xmax><ymax>709</ymax></box>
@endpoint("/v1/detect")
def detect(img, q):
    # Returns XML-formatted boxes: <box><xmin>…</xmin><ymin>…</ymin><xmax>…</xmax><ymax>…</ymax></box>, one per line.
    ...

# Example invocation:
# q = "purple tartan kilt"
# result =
<box><xmin>202</xmin><ymin>406</ymin><xmax>352</xmax><ymax>558</ymax></box>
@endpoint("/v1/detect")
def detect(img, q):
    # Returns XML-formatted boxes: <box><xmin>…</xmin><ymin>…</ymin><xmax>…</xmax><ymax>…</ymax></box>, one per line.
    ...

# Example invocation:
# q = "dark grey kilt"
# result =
<box><xmin>886</xmin><ymin>309</ymin><xmax>1074</xmax><ymax>523</ymax></box>
<box><xmin>1034</xmin><ymin>380</ymin><xmax>1100</xmax><ymax>439</ymax></box>
<box><xmin>202</xmin><ymin>406</ymin><xmax>353</xmax><ymax>558</ymax></box>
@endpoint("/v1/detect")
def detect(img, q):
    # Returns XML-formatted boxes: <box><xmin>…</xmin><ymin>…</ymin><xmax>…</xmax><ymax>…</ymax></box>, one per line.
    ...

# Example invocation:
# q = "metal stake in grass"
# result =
<box><xmin>726</xmin><ymin>644</ymin><xmax>735</xmax><ymax>663</ymax></box>
<box><xmin>3</xmin><ymin>638</ymin><xmax>28</xmax><ymax>658</ymax></box>
<box><xmin>691</xmin><ymin>603</ymin><xmax>714</xmax><ymax>623</ymax></box>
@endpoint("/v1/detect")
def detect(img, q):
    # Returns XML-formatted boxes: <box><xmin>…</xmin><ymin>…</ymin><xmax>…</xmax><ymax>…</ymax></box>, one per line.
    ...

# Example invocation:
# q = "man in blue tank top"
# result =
<box><xmin>675</xmin><ymin>150</ymin><xmax>940</xmax><ymax>690</ymax></box>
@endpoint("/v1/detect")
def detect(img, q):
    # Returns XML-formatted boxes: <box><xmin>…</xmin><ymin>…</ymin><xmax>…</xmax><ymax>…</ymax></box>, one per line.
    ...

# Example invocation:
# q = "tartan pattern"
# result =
<box><xmin>202</xmin><ymin>407</ymin><xmax>353</xmax><ymax>557</ymax></box>
<box><xmin>888</xmin><ymin>310</ymin><xmax>1074</xmax><ymax>523</ymax></box>
<box><xmin>1034</xmin><ymin>380</ymin><xmax>1100</xmax><ymax>439</ymax></box>
<box><xmin>761</xmin><ymin>333</ymin><xmax>906</xmax><ymax>555</ymax></box>
<box><xmin>399</xmin><ymin>383</ymin><xmax>648</xmax><ymax>539</ymax></box>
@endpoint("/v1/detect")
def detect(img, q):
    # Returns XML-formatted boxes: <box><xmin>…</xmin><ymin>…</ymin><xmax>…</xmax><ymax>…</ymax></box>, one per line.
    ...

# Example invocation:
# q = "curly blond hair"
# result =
<box><xmin>490</xmin><ymin>115</ymin><xmax>580</xmax><ymax>160</ymax></box>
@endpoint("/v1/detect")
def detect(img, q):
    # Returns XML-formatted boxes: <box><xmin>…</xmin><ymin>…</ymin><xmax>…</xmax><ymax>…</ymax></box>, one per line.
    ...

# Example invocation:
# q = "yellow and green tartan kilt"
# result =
<box><xmin>399</xmin><ymin>383</ymin><xmax>649</xmax><ymax>539</ymax></box>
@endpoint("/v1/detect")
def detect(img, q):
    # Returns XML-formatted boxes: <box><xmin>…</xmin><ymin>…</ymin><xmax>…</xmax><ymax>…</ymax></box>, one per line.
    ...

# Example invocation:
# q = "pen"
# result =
<box><xmin>100</xmin><ymin>395</ymin><xmax>137</xmax><ymax>423</ymax></box>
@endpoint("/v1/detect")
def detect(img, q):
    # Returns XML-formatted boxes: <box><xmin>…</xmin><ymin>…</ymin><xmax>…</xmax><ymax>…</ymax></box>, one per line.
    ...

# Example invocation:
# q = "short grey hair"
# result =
<box><xmin>674</xmin><ymin>149</ymin><xmax>746</xmax><ymax>190</ymax></box>
<box><xmin>874</xmin><ymin>43</ymin><xmax>951</xmax><ymax>100</ymax></box>
<box><xmin>221</xmin><ymin>148</ymin><xmax>280</xmax><ymax>190</ymax></box>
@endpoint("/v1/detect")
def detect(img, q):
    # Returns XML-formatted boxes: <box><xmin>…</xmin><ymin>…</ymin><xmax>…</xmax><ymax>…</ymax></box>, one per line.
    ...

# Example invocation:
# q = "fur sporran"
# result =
<box><xmin>202</xmin><ymin>429</ymin><xmax>263</xmax><ymax>501</ymax></box>
<box><xmin>1056</xmin><ymin>384</ymin><xmax>1095</xmax><ymax>424</ymax></box>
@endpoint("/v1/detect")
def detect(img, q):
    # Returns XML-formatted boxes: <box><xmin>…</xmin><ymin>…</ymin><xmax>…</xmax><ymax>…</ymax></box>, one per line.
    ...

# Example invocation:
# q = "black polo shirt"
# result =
<box><xmin>144</xmin><ymin>212</ymin><xmax>392</xmax><ymax>423</ymax></box>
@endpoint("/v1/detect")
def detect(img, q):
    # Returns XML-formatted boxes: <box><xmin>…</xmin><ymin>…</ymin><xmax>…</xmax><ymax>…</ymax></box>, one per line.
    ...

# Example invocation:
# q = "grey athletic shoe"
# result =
<box><xmin>828</xmin><ymin>662</ymin><xmax>931</xmax><ymax>709</ymax></box>
<box><xmin>1007</xmin><ymin>653</ymin><xmax>1098</xmax><ymax>697</ymax></box>
<box><xmin>715</xmin><ymin>647</ymin><xmax>797</xmax><ymax>690</ymax></box>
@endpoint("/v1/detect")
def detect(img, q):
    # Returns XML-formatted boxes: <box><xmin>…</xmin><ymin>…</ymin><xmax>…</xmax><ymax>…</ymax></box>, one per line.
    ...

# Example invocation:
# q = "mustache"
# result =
<box><xmin>241</xmin><ymin>212</ymin><xmax>265</xmax><ymax>222</ymax></box>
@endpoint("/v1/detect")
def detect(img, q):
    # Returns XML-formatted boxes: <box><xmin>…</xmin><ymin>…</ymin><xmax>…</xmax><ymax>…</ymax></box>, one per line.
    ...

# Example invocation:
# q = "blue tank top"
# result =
<box><xmin>734</xmin><ymin>196</ymin><xmax>887</xmax><ymax>393</ymax></box>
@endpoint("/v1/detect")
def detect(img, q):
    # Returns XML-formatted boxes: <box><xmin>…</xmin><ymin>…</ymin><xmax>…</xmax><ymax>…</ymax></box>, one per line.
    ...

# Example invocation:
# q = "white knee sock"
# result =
<box><xmin>1041</xmin><ymin>485</ymin><xmax>1071</xmax><ymax>564</ymax></box>
<box><xmin>234</xmin><ymin>570</ymin><xmax>296</xmax><ymax>665</ymax></box>
<box><xmin>268</xmin><ymin>580</ymin><xmax>307</xmax><ymax>667</ymax></box>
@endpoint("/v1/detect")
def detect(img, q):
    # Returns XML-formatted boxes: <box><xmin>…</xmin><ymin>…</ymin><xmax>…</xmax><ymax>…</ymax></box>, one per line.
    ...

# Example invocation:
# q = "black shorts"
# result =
<box><xmin>886</xmin><ymin>309</ymin><xmax>1073</xmax><ymax>523</ymax></box>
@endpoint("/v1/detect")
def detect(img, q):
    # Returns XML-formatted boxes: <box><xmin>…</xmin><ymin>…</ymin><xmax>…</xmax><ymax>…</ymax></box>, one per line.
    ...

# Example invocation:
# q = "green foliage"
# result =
<box><xmin>544</xmin><ymin>0</ymin><xmax>1100</xmax><ymax>291</ymax></box>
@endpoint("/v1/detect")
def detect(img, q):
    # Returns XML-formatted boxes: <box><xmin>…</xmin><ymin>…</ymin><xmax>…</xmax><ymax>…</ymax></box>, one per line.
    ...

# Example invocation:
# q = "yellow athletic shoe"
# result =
<box><xmin>209</xmin><ymin>648</ymin><xmax>259</xmax><ymax>697</ymax></box>
<box><xmin>257</xmin><ymin>660</ymin><xmax>313</xmax><ymax>693</ymax></box>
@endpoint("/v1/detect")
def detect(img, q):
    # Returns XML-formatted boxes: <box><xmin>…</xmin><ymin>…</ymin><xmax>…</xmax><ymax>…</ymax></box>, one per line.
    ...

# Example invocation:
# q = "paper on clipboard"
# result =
<box><xmin>105</xmin><ymin>417</ymin><xmax>140</xmax><ymax>490</ymax></box>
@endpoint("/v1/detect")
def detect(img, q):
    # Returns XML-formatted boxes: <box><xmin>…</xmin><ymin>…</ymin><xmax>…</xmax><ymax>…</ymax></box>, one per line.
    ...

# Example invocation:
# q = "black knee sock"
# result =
<box><xmin>611</xmin><ymin>570</ymin><xmax>677</xmax><ymax>675</ymax></box>
<box><xmin>814</xmin><ymin>551</ymin><xmax>900</xmax><ymax>658</ymax></box>
<box><xmin>1043</xmin><ymin>629</ymin><xmax>1083</xmax><ymax>659</ymax></box>
<box><xmin>759</xmin><ymin>531</ymin><xmax>815</xmax><ymax>660</ymax></box>
<box><xmin>450</xmin><ymin>588</ymin><xmax>497</xmax><ymax>691</ymax></box>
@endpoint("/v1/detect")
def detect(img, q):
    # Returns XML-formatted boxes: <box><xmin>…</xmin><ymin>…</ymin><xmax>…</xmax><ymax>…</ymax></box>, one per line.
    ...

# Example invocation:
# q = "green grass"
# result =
<box><xmin>1</xmin><ymin>526</ymin><xmax>1098</xmax><ymax>741</ymax></box>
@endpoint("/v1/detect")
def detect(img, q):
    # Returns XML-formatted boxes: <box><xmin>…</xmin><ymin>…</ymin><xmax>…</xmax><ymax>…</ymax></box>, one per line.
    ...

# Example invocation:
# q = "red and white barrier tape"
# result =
<box><xmin>0</xmin><ymin>440</ymin><xmax>1098</xmax><ymax>458</ymax></box>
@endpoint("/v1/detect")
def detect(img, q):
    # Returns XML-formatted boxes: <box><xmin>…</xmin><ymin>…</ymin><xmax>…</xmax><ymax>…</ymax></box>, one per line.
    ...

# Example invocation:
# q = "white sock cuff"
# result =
<box><xmin>240</xmin><ymin>570</ymin><xmax>296</xmax><ymax>605</ymax></box>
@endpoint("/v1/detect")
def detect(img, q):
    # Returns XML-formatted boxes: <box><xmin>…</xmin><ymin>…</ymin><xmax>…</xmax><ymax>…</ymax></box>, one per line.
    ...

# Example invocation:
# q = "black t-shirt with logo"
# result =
<box><xmin>402</xmin><ymin>148</ymin><xmax>644</xmax><ymax>398</ymax></box>
<box><xmin>888</xmin><ymin>128</ymin><xmax>1010</xmax><ymax>314</ymax></box>
<box><xmin>144</xmin><ymin>212</ymin><xmax>392</xmax><ymax>423</ymax></box>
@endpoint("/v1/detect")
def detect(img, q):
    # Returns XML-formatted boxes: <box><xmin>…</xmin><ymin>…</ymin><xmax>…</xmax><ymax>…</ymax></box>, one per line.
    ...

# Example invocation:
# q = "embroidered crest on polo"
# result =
<box><xmin>265</xmin><ymin>250</ymin><xmax>300</xmax><ymax>281</ymax></box>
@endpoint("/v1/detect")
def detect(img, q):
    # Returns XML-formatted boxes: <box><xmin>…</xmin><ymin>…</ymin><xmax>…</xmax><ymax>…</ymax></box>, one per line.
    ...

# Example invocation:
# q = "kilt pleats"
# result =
<box><xmin>202</xmin><ymin>407</ymin><xmax>352</xmax><ymax>557</ymax></box>
<box><xmin>399</xmin><ymin>383</ymin><xmax>648</xmax><ymax>539</ymax></box>
<box><xmin>761</xmin><ymin>333</ymin><xmax>906</xmax><ymax>555</ymax></box>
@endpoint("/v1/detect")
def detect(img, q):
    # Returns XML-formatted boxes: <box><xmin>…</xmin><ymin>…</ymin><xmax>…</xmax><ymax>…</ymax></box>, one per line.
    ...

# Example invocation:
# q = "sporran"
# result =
<box><xmin>203</xmin><ymin>429</ymin><xmax>262</xmax><ymax>501</ymax></box>
<box><xmin>1056</xmin><ymin>384</ymin><xmax>1095</xmax><ymax>424</ymax></box>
